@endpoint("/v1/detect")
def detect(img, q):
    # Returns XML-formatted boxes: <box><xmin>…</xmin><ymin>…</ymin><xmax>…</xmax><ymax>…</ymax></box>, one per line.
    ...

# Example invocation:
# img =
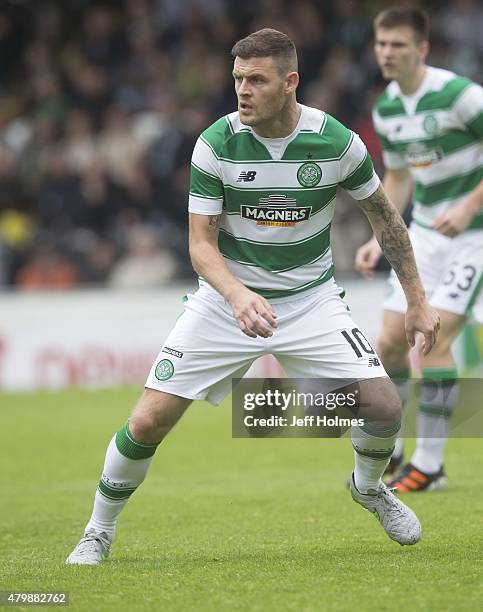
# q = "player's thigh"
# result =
<box><xmin>430</xmin><ymin>231</ymin><xmax>483</xmax><ymax>322</ymax></box>
<box><xmin>422</xmin><ymin>309</ymin><xmax>466</xmax><ymax>366</ymax></box>
<box><xmin>145</xmin><ymin>285</ymin><xmax>265</xmax><ymax>405</ymax></box>
<box><xmin>274</xmin><ymin>286</ymin><xmax>387</xmax><ymax>380</ymax></box>
<box><xmin>130</xmin><ymin>388</ymin><xmax>192</xmax><ymax>443</ymax></box>
<box><xmin>383</xmin><ymin>224</ymin><xmax>448</xmax><ymax>317</ymax></box>
<box><xmin>344</xmin><ymin>376</ymin><xmax>401</xmax><ymax>427</ymax></box>
<box><xmin>273</xmin><ymin>287</ymin><xmax>400</xmax><ymax>424</ymax></box>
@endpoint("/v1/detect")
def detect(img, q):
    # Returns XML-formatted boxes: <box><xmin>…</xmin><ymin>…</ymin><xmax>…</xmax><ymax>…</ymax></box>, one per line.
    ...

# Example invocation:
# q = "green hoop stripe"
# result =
<box><xmin>98</xmin><ymin>480</ymin><xmax>137</xmax><ymax>500</ymax></box>
<box><xmin>466</xmin><ymin>109</ymin><xmax>483</xmax><ymax>137</ymax></box>
<box><xmin>247</xmin><ymin>265</ymin><xmax>334</xmax><ymax>299</ymax></box>
<box><xmin>360</xmin><ymin>420</ymin><xmax>401</xmax><ymax>438</ymax></box>
<box><xmin>414</xmin><ymin>167</ymin><xmax>482</xmax><ymax>207</ymax></box>
<box><xmin>115</xmin><ymin>421</ymin><xmax>159</xmax><ymax>460</ymax></box>
<box><xmin>340</xmin><ymin>151</ymin><xmax>375</xmax><ymax>191</ymax></box>
<box><xmin>422</xmin><ymin>367</ymin><xmax>458</xmax><ymax>381</ymax></box>
<box><xmin>388</xmin><ymin>367</ymin><xmax>410</xmax><ymax>379</ymax></box>
<box><xmin>352</xmin><ymin>444</ymin><xmax>395</xmax><ymax>460</ymax></box>
<box><xmin>418</xmin><ymin>404</ymin><xmax>454</xmax><ymax>419</ymax></box>
<box><xmin>465</xmin><ymin>272</ymin><xmax>483</xmax><ymax>316</ymax></box>
<box><xmin>422</xmin><ymin>380</ymin><xmax>458</xmax><ymax>391</ymax></box>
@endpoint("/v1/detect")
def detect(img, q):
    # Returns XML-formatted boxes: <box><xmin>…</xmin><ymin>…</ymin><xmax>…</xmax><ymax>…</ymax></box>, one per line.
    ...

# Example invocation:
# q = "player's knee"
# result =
<box><xmin>377</xmin><ymin>335</ymin><xmax>408</xmax><ymax>369</ymax></box>
<box><xmin>357</xmin><ymin>378</ymin><xmax>401</xmax><ymax>427</ymax></box>
<box><xmin>426</xmin><ymin>331</ymin><xmax>453</xmax><ymax>360</ymax></box>
<box><xmin>129</xmin><ymin>390</ymin><xmax>189</xmax><ymax>443</ymax></box>
<box><xmin>374</xmin><ymin>392</ymin><xmax>401</xmax><ymax>424</ymax></box>
<box><xmin>129</xmin><ymin>412</ymin><xmax>168</xmax><ymax>444</ymax></box>
<box><xmin>367</xmin><ymin>379</ymin><xmax>401</xmax><ymax>426</ymax></box>
<box><xmin>384</xmin><ymin>390</ymin><xmax>402</xmax><ymax>423</ymax></box>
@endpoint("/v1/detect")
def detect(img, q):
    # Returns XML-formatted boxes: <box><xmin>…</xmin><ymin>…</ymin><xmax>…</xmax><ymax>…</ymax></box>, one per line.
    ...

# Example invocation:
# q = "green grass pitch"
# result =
<box><xmin>1</xmin><ymin>388</ymin><xmax>482</xmax><ymax>611</ymax></box>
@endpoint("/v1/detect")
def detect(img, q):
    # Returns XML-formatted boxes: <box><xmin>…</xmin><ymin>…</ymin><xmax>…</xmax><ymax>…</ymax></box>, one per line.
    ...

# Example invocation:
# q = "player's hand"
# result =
<box><xmin>432</xmin><ymin>201</ymin><xmax>474</xmax><ymax>237</ymax></box>
<box><xmin>405</xmin><ymin>300</ymin><xmax>440</xmax><ymax>355</ymax></box>
<box><xmin>355</xmin><ymin>236</ymin><xmax>382</xmax><ymax>279</ymax></box>
<box><xmin>227</xmin><ymin>286</ymin><xmax>277</xmax><ymax>338</ymax></box>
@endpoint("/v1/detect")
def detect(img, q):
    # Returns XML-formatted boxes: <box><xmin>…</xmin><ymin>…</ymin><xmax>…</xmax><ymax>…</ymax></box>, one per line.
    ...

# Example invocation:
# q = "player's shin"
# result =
<box><xmin>411</xmin><ymin>367</ymin><xmax>459</xmax><ymax>474</ymax></box>
<box><xmin>351</xmin><ymin>420</ymin><xmax>401</xmax><ymax>494</ymax></box>
<box><xmin>85</xmin><ymin>421</ymin><xmax>159</xmax><ymax>540</ymax></box>
<box><xmin>388</xmin><ymin>367</ymin><xmax>410</xmax><ymax>460</ymax></box>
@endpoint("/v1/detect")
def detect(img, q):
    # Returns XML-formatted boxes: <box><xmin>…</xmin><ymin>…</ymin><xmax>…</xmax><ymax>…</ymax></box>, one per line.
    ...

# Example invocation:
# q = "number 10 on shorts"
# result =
<box><xmin>341</xmin><ymin>328</ymin><xmax>375</xmax><ymax>358</ymax></box>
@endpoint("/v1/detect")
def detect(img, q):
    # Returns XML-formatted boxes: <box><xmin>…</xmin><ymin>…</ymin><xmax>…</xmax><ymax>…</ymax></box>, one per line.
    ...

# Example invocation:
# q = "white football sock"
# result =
<box><xmin>351</xmin><ymin>420</ymin><xmax>400</xmax><ymax>493</ymax></box>
<box><xmin>85</xmin><ymin>422</ymin><xmax>159</xmax><ymax>540</ymax></box>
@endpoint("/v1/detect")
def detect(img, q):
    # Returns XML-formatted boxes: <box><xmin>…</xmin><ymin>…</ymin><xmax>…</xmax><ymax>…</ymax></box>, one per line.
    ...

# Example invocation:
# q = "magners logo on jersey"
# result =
<box><xmin>405</xmin><ymin>143</ymin><xmax>443</xmax><ymax>168</ymax></box>
<box><xmin>241</xmin><ymin>195</ymin><xmax>312</xmax><ymax>227</ymax></box>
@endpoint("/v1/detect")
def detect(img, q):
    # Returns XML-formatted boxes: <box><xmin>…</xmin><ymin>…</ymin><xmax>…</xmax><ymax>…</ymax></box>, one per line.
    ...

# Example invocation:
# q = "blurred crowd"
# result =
<box><xmin>0</xmin><ymin>0</ymin><xmax>482</xmax><ymax>289</ymax></box>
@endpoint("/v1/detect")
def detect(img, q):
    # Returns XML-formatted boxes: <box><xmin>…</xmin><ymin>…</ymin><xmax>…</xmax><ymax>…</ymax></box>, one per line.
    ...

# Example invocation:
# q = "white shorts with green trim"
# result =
<box><xmin>145</xmin><ymin>279</ymin><xmax>387</xmax><ymax>405</ymax></box>
<box><xmin>384</xmin><ymin>223</ymin><xmax>483</xmax><ymax>323</ymax></box>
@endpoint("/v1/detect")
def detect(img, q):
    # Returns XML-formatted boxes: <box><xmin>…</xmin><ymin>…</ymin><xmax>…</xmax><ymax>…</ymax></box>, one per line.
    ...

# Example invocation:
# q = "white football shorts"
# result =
<box><xmin>384</xmin><ymin>223</ymin><xmax>483</xmax><ymax>323</ymax></box>
<box><xmin>146</xmin><ymin>279</ymin><xmax>387</xmax><ymax>405</ymax></box>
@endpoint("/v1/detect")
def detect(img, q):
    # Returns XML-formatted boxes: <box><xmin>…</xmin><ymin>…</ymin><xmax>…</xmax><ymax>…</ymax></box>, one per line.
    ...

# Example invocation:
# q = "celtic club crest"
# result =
<box><xmin>297</xmin><ymin>161</ymin><xmax>322</xmax><ymax>187</ymax></box>
<box><xmin>155</xmin><ymin>359</ymin><xmax>174</xmax><ymax>381</ymax></box>
<box><xmin>422</xmin><ymin>114</ymin><xmax>439</xmax><ymax>135</ymax></box>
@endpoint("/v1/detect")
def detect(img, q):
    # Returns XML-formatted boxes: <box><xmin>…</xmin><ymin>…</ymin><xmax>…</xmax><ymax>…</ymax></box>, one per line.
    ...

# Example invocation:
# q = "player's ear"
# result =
<box><xmin>418</xmin><ymin>40</ymin><xmax>429</xmax><ymax>62</ymax></box>
<box><xmin>285</xmin><ymin>71</ymin><xmax>299</xmax><ymax>94</ymax></box>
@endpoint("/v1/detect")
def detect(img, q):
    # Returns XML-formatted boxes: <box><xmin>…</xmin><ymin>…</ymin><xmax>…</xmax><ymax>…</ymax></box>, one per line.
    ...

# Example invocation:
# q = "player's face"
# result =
<box><xmin>374</xmin><ymin>26</ymin><xmax>428</xmax><ymax>82</ymax></box>
<box><xmin>233</xmin><ymin>56</ymin><xmax>291</xmax><ymax>127</ymax></box>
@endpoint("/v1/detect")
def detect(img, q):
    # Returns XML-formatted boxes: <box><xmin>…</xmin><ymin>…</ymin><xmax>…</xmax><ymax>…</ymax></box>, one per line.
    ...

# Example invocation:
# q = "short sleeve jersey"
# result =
<box><xmin>373</xmin><ymin>66</ymin><xmax>483</xmax><ymax>231</ymax></box>
<box><xmin>188</xmin><ymin>104</ymin><xmax>380</xmax><ymax>299</ymax></box>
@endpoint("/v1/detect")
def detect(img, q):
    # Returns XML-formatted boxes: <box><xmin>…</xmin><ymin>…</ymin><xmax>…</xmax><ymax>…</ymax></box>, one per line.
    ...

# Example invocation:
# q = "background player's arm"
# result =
<box><xmin>355</xmin><ymin>168</ymin><xmax>413</xmax><ymax>277</ymax></box>
<box><xmin>382</xmin><ymin>167</ymin><xmax>413</xmax><ymax>213</ymax></box>
<box><xmin>189</xmin><ymin>213</ymin><xmax>277</xmax><ymax>338</ymax></box>
<box><xmin>432</xmin><ymin>178</ymin><xmax>483</xmax><ymax>236</ymax></box>
<box><xmin>432</xmin><ymin>81</ymin><xmax>483</xmax><ymax>236</ymax></box>
<box><xmin>358</xmin><ymin>185</ymin><xmax>440</xmax><ymax>353</ymax></box>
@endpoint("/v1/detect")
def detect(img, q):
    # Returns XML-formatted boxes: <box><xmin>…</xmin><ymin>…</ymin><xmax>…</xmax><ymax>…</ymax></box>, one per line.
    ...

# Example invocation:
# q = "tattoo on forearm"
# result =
<box><xmin>208</xmin><ymin>214</ymin><xmax>221</xmax><ymax>229</ymax></box>
<box><xmin>360</xmin><ymin>188</ymin><xmax>420</xmax><ymax>286</ymax></box>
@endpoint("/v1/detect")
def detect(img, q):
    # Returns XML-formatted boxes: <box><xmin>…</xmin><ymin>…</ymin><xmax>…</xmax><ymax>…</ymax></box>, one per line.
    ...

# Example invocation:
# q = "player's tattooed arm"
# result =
<box><xmin>208</xmin><ymin>214</ymin><xmax>222</xmax><ymax>230</ymax></box>
<box><xmin>358</xmin><ymin>185</ymin><xmax>424</xmax><ymax>298</ymax></box>
<box><xmin>359</xmin><ymin>185</ymin><xmax>440</xmax><ymax>353</ymax></box>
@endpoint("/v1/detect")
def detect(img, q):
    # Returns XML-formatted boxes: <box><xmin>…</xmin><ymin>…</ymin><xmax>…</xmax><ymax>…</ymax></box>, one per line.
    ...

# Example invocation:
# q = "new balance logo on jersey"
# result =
<box><xmin>237</xmin><ymin>171</ymin><xmax>257</xmax><ymax>182</ymax></box>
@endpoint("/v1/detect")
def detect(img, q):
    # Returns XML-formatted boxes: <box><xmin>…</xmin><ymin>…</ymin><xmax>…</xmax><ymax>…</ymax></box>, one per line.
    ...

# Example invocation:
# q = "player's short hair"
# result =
<box><xmin>231</xmin><ymin>28</ymin><xmax>298</xmax><ymax>74</ymax></box>
<box><xmin>374</xmin><ymin>7</ymin><xmax>429</xmax><ymax>42</ymax></box>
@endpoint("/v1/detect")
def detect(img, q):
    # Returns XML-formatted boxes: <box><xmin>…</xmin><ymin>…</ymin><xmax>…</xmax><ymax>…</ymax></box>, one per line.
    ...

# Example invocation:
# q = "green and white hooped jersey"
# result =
<box><xmin>189</xmin><ymin>104</ymin><xmax>380</xmax><ymax>298</ymax></box>
<box><xmin>373</xmin><ymin>66</ymin><xmax>483</xmax><ymax>231</ymax></box>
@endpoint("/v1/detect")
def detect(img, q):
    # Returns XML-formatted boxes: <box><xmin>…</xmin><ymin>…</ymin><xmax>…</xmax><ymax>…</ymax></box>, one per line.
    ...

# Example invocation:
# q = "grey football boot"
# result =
<box><xmin>65</xmin><ymin>529</ymin><xmax>111</xmax><ymax>565</ymax></box>
<box><xmin>350</xmin><ymin>473</ymin><xmax>422</xmax><ymax>545</ymax></box>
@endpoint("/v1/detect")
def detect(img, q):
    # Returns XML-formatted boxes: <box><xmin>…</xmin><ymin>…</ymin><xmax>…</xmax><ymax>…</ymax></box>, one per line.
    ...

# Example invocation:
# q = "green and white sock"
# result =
<box><xmin>411</xmin><ymin>367</ymin><xmax>459</xmax><ymax>474</ymax></box>
<box><xmin>351</xmin><ymin>420</ymin><xmax>401</xmax><ymax>493</ymax></box>
<box><xmin>389</xmin><ymin>366</ymin><xmax>410</xmax><ymax>458</ymax></box>
<box><xmin>85</xmin><ymin>421</ymin><xmax>159</xmax><ymax>540</ymax></box>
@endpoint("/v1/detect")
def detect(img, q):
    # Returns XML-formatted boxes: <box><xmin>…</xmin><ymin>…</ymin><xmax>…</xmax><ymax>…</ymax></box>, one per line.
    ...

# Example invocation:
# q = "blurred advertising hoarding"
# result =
<box><xmin>0</xmin><ymin>279</ymin><xmax>480</xmax><ymax>391</ymax></box>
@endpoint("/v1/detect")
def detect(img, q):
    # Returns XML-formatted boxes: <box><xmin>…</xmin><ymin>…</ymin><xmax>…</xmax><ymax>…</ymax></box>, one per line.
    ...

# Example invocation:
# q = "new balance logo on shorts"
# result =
<box><xmin>237</xmin><ymin>171</ymin><xmax>257</xmax><ymax>182</ymax></box>
<box><xmin>368</xmin><ymin>357</ymin><xmax>381</xmax><ymax>367</ymax></box>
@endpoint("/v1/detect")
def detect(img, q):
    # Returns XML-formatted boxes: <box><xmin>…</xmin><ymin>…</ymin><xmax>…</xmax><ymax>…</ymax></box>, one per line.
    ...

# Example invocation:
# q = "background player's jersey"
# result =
<box><xmin>373</xmin><ymin>66</ymin><xmax>483</xmax><ymax>231</ymax></box>
<box><xmin>188</xmin><ymin>105</ymin><xmax>379</xmax><ymax>298</ymax></box>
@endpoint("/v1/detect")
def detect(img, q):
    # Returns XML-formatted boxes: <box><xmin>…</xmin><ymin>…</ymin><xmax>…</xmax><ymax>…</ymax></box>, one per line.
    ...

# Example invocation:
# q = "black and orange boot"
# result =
<box><xmin>388</xmin><ymin>463</ymin><xmax>448</xmax><ymax>493</ymax></box>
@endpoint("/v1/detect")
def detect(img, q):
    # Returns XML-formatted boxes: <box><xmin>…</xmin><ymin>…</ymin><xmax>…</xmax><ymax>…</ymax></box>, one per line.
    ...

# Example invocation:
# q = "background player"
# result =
<box><xmin>66</xmin><ymin>28</ymin><xmax>439</xmax><ymax>564</ymax></box>
<box><xmin>356</xmin><ymin>7</ymin><xmax>483</xmax><ymax>492</ymax></box>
